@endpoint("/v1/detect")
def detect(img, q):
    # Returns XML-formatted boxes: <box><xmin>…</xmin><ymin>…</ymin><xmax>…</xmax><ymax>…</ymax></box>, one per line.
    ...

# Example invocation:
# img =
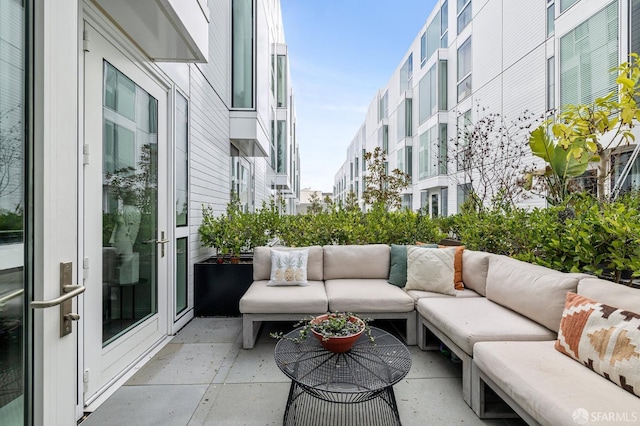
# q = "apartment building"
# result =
<box><xmin>334</xmin><ymin>0</ymin><xmax>640</xmax><ymax>214</ymax></box>
<box><xmin>0</xmin><ymin>1</ymin><xmax>299</xmax><ymax>424</ymax></box>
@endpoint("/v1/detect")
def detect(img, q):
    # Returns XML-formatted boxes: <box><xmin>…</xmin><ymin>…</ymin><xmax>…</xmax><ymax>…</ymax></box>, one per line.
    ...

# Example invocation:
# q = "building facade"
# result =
<box><xmin>0</xmin><ymin>0</ymin><xmax>299</xmax><ymax>424</ymax></box>
<box><xmin>334</xmin><ymin>0</ymin><xmax>640</xmax><ymax>214</ymax></box>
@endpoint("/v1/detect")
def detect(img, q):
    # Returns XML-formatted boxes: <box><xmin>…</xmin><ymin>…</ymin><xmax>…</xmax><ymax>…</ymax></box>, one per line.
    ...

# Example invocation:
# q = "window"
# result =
<box><xmin>378</xmin><ymin>124</ymin><xmax>389</xmax><ymax>153</ymax></box>
<box><xmin>631</xmin><ymin>0</ymin><xmax>640</xmax><ymax>56</ymax></box>
<box><xmin>277</xmin><ymin>120</ymin><xmax>287</xmax><ymax>173</ymax></box>
<box><xmin>547</xmin><ymin>1</ymin><xmax>555</xmax><ymax>37</ymax></box>
<box><xmin>379</xmin><ymin>91</ymin><xmax>389</xmax><ymax>121</ymax></box>
<box><xmin>420</xmin><ymin>190</ymin><xmax>428</xmax><ymax>209</ymax></box>
<box><xmin>397</xmin><ymin>99</ymin><xmax>413</xmax><ymax>141</ymax></box>
<box><xmin>457</xmin><ymin>37</ymin><xmax>472</xmax><ymax>101</ymax></box>
<box><xmin>612</xmin><ymin>150</ymin><xmax>640</xmax><ymax>194</ymax></box>
<box><xmin>441</xmin><ymin>187</ymin><xmax>449</xmax><ymax>217</ymax></box>
<box><xmin>402</xmin><ymin>194</ymin><xmax>413</xmax><ymax>210</ymax></box>
<box><xmin>418</xmin><ymin>125</ymin><xmax>447</xmax><ymax>179</ymax></box>
<box><xmin>441</xmin><ymin>0</ymin><xmax>449</xmax><ymax>48</ymax></box>
<box><xmin>232</xmin><ymin>0</ymin><xmax>254</xmax><ymax>108</ymax></box>
<box><xmin>547</xmin><ymin>57</ymin><xmax>555</xmax><ymax>111</ymax></box>
<box><xmin>426</xmin><ymin>10</ymin><xmax>441</xmax><ymax>62</ymax></box>
<box><xmin>175</xmin><ymin>238</ymin><xmax>188</xmax><ymax>314</ymax></box>
<box><xmin>560</xmin><ymin>0</ymin><xmax>578</xmax><ymax>13</ymax></box>
<box><xmin>438</xmin><ymin>123</ymin><xmax>448</xmax><ymax>175</ymax></box>
<box><xmin>175</xmin><ymin>92</ymin><xmax>188</xmax><ymax>226</ymax></box>
<box><xmin>438</xmin><ymin>60</ymin><xmax>448</xmax><ymax>111</ymax></box>
<box><xmin>355</xmin><ymin>157</ymin><xmax>359</xmax><ymax>177</ymax></box>
<box><xmin>270</xmin><ymin>119</ymin><xmax>276</xmax><ymax>169</ymax></box>
<box><xmin>457</xmin><ymin>0</ymin><xmax>471</xmax><ymax>34</ymax></box>
<box><xmin>277</xmin><ymin>55</ymin><xmax>287</xmax><ymax>107</ymax></box>
<box><xmin>350</xmin><ymin>162</ymin><xmax>353</xmax><ymax>180</ymax></box>
<box><xmin>406</xmin><ymin>98</ymin><xmax>413</xmax><ymax>137</ymax></box>
<box><xmin>419</xmin><ymin>65</ymin><xmax>437</xmax><ymax>124</ymax></box>
<box><xmin>420</xmin><ymin>32</ymin><xmax>427</xmax><ymax>67</ymax></box>
<box><xmin>231</xmin><ymin>148</ymin><xmax>252</xmax><ymax>212</ymax></box>
<box><xmin>362</xmin><ymin>149</ymin><xmax>367</xmax><ymax>171</ymax></box>
<box><xmin>355</xmin><ymin>181</ymin><xmax>359</xmax><ymax>197</ymax></box>
<box><xmin>397</xmin><ymin>146</ymin><xmax>413</xmax><ymax>180</ymax></box>
<box><xmin>456</xmin><ymin>110</ymin><xmax>472</xmax><ymax>171</ymax></box>
<box><xmin>400</xmin><ymin>54</ymin><xmax>413</xmax><ymax>91</ymax></box>
<box><xmin>431</xmin><ymin>194</ymin><xmax>439</xmax><ymax>217</ymax></box>
<box><xmin>560</xmin><ymin>1</ymin><xmax>618</xmax><ymax>107</ymax></box>
<box><xmin>457</xmin><ymin>183</ymin><xmax>472</xmax><ymax>208</ymax></box>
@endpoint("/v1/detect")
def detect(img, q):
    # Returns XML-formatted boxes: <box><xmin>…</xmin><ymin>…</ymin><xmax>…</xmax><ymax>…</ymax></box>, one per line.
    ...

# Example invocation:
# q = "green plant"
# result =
<box><xmin>362</xmin><ymin>147</ymin><xmax>411</xmax><ymax>210</ymax></box>
<box><xmin>270</xmin><ymin>312</ymin><xmax>374</xmax><ymax>343</ymax></box>
<box><xmin>525</xmin><ymin>56</ymin><xmax>640</xmax><ymax>203</ymax></box>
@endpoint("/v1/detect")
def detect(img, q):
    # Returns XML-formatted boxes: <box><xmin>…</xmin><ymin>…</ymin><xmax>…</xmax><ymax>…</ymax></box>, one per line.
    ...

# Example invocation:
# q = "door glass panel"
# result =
<box><xmin>175</xmin><ymin>92</ymin><xmax>188</xmax><ymax>227</ymax></box>
<box><xmin>175</xmin><ymin>238</ymin><xmax>187</xmax><ymax>315</ymax></box>
<box><xmin>102</xmin><ymin>61</ymin><xmax>158</xmax><ymax>345</ymax></box>
<box><xmin>0</xmin><ymin>0</ymin><xmax>26</xmax><ymax>422</ymax></box>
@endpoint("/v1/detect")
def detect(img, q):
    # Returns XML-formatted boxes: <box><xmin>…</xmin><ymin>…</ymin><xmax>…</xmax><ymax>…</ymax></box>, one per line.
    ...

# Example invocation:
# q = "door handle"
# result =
<box><xmin>31</xmin><ymin>262</ymin><xmax>85</xmax><ymax>337</ymax></box>
<box><xmin>154</xmin><ymin>231</ymin><xmax>169</xmax><ymax>257</ymax></box>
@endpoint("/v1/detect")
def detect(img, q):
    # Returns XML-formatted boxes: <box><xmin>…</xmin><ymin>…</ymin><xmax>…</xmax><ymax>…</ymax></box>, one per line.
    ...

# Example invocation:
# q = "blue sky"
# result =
<box><xmin>281</xmin><ymin>0</ymin><xmax>439</xmax><ymax>192</ymax></box>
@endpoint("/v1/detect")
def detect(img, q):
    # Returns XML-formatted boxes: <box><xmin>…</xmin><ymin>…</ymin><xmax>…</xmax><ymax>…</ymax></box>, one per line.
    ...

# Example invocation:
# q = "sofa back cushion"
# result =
<box><xmin>323</xmin><ymin>244</ymin><xmax>390</xmax><ymax>280</ymax></box>
<box><xmin>253</xmin><ymin>246</ymin><xmax>324</xmax><ymax>281</ymax></box>
<box><xmin>486</xmin><ymin>255</ymin><xmax>579</xmax><ymax>332</ymax></box>
<box><xmin>462</xmin><ymin>250</ymin><xmax>491</xmax><ymax>296</ymax></box>
<box><xmin>556</xmin><ymin>292</ymin><xmax>640</xmax><ymax>398</ymax></box>
<box><xmin>578</xmin><ymin>277</ymin><xmax>640</xmax><ymax>312</ymax></box>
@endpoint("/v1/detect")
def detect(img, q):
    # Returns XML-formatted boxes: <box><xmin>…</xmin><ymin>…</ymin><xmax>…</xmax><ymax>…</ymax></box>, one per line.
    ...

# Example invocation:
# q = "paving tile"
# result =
<box><xmin>223</xmin><ymin>341</ymin><xmax>286</xmax><ymax>384</ymax></box>
<box><xmin>82</xmin><ymin>384</ymin><xmax>207</xmax><ymax>426</ymax></box>
<box><xmin>172</xmin><ymin>317</ymin><xmax>242</xmax><ymax>344</ymax></box>
<box><xmin>189</xmin><ymin>382</ymin><xmax>289</xmax><ymax>426</ymax></box>
<box><xmin>395</xmin><ymin>378</ymin><xmax>507</xmax><ymax>426</ymax></box>
<box><xmin>405</xmin><ymin>346</ymin><xmax>463</xmax><ymax>379</ymax></box>
<box><xmin>126</xmin><ymin>342</ymin><xmax>234</xmax><ymax>385</ymax></box>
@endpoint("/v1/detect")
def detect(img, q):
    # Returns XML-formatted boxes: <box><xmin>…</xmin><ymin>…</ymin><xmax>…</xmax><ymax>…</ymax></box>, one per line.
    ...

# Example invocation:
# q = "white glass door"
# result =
<box><xmin>0</xmin><ymin>0</ymin><xmax>27</xmax><ymax>422</ymax></box>
<box><xmin>82</xmin><ymin>23</ymin><xmax>169</xmax><ymax>406</ymax></box>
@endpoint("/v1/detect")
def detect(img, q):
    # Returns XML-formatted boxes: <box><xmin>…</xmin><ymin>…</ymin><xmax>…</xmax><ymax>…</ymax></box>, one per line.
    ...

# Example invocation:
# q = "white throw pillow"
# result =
<box><xmin>268</xmin><ymin>249</ymin><xmax>309</xmax><ymax>286</ymax></box>
<box><xmin>405</xmin><ymin>246</ymin><xmax>456</xmax><ymax>296</ymax></box>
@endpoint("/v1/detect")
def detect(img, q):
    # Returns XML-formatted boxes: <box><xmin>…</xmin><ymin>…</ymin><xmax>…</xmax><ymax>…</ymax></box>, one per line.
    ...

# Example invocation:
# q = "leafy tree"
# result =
<box><xmin>525</xmin><ymin>55</ymin><xmax>640</xmax><ymax>204</ymax></box>
<box><xmin>362</xmin><ymin>147</ymin><xmax>410</xmax><ymax>210</ymax></box>
<box><xmin>307</xmin><ymin>192</ymin><xmax>324</xmax><ymax>215</ymax></box>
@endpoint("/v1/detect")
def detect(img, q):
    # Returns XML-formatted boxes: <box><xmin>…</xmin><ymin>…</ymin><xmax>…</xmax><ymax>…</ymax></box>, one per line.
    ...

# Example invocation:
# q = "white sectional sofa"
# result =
<box><xmin>238</xmin><ymin>244</ymin><xmax>640</xmax><ymax>425</ymax></box>
<box><xmin>239</xmin><ymin>244</ymin><xmax>416</xmax><ymax>349</ymax></box>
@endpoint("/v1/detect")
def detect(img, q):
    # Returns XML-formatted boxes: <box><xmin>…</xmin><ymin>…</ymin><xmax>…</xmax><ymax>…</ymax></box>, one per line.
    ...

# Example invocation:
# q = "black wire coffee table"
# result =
<box><xmin>274</xmin><ymin>326</ymin><xmax>412</xmax><ymax>426</ymax></box>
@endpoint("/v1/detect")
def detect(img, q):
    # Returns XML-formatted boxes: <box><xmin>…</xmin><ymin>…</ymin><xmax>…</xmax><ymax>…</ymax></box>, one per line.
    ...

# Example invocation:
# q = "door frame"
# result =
<box><xmin>79</xmin><ymin>3</ymin><xmax>177</xmax><ymax>412</ymax></box>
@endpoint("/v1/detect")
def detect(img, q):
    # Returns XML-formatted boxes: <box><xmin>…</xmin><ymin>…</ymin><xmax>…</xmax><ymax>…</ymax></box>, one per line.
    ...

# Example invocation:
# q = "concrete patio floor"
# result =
<box><xmin>80</xmin><ymin>318</ymin><xmax>527</xmax><ymax>426</ymax></box>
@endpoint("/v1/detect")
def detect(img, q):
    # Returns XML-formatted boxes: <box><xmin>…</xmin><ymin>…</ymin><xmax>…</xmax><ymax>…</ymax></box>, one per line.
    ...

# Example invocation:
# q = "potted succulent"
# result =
<box><xmin>272</xmin><ymin>312</ymin><xmax>374</xmax><ymax>353</ymax></box>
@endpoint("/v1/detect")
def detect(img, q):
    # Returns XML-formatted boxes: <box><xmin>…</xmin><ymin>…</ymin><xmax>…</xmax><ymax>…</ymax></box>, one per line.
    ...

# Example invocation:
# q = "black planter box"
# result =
<box><xmin>194</xmin><ymin>261</ymin><xmax>253</xmax><ymax>317</ymax></box>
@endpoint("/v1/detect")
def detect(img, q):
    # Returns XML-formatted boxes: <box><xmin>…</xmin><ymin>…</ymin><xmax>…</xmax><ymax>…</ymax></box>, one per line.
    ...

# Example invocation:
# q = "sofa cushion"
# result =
<box><xmin>325</xmin><ymin>279</ymin><xmax>415</xmax><ymax>313</ymax></box>
<box><xmin>388</xmin><ymin>244</ymin><xmax>439</xmax><ymax>287</ymax></box>
<box><xmin>405</xmin><ymin>288</ymin><xmax>480</xmax><ymax>302</ymax></box>
<box><xmin>486</xmin><ymin>255</ymin><xmax>579</xmax><ymax>332</ymax></box>
<box><xmin>462</xmin><ymin>250</ymin><xmax>490</xmax><ymax>296</ymax></box>
<box><xmin>268</xmin><ymin>249</ymin><xmax>309</xmax><ymax>286</ymax></box>
<box><xmin>323</xmin><ymin>244</ymin><xmax>390</xmax><ymax>280</ymax></box>
<box><xmin>253</xmin><ymin>246</ymin><xmax>323</xmax><ymax>281</ymax></box>
<box><xmin>239</xmin><ymin>280</ymin><xmax>328</xmax><ymax>314</ymax></box>
<box><xmin>405</xmin><ymin>247</ymin><xmax>457</xmax><ymax>296</ymax></box>
<box><xmin>388</xmin><ymin>244</ymin><xmax>409</xmax><ymax>287</ymax></box>
<box><xmin>417</xmin><ymin>297</ymin><xmax>556</xmax><ymax>356</ymax></box>
<box><xmin>578</xmin><ymin>277</ymin><xmax>640</xmax><ymax>312</ymax></box>
<box><xmin>556</xmin><ymin>292</ymin><xmax>640</xmax><ymax>397</ymax></box>
<box><xmin>474</xmin><ymin>341</ymin><xmax>640</xmax><ymax>426</ymax></box>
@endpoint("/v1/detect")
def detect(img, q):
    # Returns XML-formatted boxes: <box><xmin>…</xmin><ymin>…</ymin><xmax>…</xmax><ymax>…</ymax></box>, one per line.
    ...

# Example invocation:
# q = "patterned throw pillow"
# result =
<box><xmin>267</xmin><ymin>249</ymin><xmax>309</xmax><ymax>286</ymax></box>
<box><xmin>555</xmin><ymin>292</ymin><xmax>640</xmax><ymax>397</ymax></box>
<box><xmin>404</xmin><ymin>247</ymin><xmax>457</xmax><ymax>296</ymax></box>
